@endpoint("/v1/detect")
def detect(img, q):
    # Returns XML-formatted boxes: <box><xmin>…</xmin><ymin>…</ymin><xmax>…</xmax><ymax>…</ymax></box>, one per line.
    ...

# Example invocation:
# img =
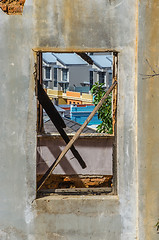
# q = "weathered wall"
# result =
<box><xmin>138</xmin><ymin>1</ymin><xmax>159</xmax><ymax>239</ymax></box>
<box><xmin>0</xmin><ymin>0</ymin><xmax>152</xmax><ymax>239</ymax></box>
<box><xmin>37</xmin><ymin>136</ymin><xmax>113</xmax><ymax>175</ymax></box>
<box><xmin>0</xmin><ymin>0</ymin><xmax>25</xmax><ymax>15</ymax></box>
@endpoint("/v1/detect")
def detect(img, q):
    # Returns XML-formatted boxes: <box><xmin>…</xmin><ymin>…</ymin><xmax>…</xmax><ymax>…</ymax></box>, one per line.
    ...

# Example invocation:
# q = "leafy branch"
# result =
<box><xmin>91</xmin><ymin>82</ymin><xmax>113</xmax><ymax>134</ymax></box>
<box><xmin>155</xmin><ymin>219</ymin><xmax>159</xmax><ymax>233</ymax></box>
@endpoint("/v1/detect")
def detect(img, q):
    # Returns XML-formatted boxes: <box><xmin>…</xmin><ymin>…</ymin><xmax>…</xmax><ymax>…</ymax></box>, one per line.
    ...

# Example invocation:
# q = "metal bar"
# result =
<box><xmin>37</xmin><ymin>81</ymin><xmax>117</xmax><ymax>191</ymax></box>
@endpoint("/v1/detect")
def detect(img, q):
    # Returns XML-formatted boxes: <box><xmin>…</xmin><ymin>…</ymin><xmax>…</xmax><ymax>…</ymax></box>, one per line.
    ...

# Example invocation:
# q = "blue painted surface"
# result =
<box><xmin>70</xmin><ymin>105</ymin><xmax>102</xmax><ymax>125</ymax></box>
<box><xmin>75</xmin><ymin>86</ymin><xmax>90</xmax><ymax>93</ymax></box>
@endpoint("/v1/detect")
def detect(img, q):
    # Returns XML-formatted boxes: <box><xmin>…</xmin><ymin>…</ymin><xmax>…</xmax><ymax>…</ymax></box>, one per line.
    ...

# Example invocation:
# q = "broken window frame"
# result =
<box><xmin>37</xmin><ymin>51</ymin><xmax>118</xmax><ymax>137</ymax></box>
<box><xmin>35</xmin><ymin>50</ymin><xmax>118</xmax><ymax>195</ymax></box>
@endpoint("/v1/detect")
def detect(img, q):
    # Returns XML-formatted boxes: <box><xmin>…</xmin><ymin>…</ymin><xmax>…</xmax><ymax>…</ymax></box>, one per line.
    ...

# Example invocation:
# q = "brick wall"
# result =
<box><xmin>37</xmin><ymin>174</ymin><xmax>113</xmax><ymax>189</ymax></box>
<box><xmin>0</xmin><ymin>0</ymin><xmax>25</xmax><ymax>15</ymax></box>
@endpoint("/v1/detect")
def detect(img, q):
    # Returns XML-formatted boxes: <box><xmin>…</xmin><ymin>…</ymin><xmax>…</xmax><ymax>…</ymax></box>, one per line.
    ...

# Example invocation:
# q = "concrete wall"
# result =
<box><xmin>138</xmin><ymin>1</ymin><xmax>159</xmax><ymax>239</ymax></box>
<box><xmin>0</xmin><ymin>0</ymin><xmax>158</xmax><ymax>239</ymax></box>
<box><xmin>37</xmin><ymin>137</ymin><xmax>113</xmax><ymax>175</ymax></box>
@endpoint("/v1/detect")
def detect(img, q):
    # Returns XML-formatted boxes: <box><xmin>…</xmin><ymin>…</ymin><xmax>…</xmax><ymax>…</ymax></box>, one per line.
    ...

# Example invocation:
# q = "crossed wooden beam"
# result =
<box><xmin>37</xmin><ymin>82</ymin><xmax>86</xmax><ymax>169</ymax></box>
<box><xmin>37</xmin><ymin>80</ymin><xmax>117</xmax><ymax>192</ymax></box>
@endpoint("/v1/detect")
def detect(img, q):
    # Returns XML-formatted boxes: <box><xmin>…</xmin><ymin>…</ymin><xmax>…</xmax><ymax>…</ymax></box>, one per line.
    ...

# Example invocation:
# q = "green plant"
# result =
<box><xmin>156</xmin><ymin>219</ymin><xmax>159</xmax><ymax>232</ymax></box>
<box><xmin>91</xmin><ymin>82</ymin><xmax>113</xmax><ymax>134</ymax></box>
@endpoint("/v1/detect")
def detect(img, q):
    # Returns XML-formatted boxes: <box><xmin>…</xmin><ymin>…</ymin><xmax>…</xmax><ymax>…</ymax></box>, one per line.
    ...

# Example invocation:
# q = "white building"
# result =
<box><xmin>42</xmin><ymin>52</ymin><xmax>113</xmax><ymax>92</ymax></box>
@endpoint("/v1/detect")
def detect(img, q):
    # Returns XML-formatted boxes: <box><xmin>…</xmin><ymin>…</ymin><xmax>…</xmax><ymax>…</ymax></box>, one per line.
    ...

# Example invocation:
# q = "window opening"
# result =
<box><xmin>41</xmin><ymin>52</ymin><xmax>115</xmax><ymax>134</ymax></box>
<box><xmin>36</xmin><ymin>51</ymin><xmax>118</xmax><ymax>196</ymax></box>
<box><xmin>54</xmin><ymin>68</ymin><xmax>57</xmax><ymax>87</ymax></box>
<box><xmin>99</xmin><ymin>72</ymin><xmax>105</xmax><ymax>84</ymax></box>
<box><xmin>62</xmin><ymin>69</ymin><xmax>68</xmax><ymax>81</ymax></box>
<box><xmin>108</xmin><ymin>72</ymin><xmax>112</xmax><ymax>88</ymax></box>
<box><xmin>45</xmin><ymin>67</ymin><xmax>51</xmax><ymax>79</ymax></box>
<box><xmin>90</xmin><ymin>71</ymin><xmax>93</xmax><ymax>90</ymax></box>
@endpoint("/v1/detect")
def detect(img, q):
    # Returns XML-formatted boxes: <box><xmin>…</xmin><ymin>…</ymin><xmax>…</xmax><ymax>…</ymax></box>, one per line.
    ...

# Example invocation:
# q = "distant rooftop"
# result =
<box><xmin>42</xmin><ymin>52</ymin><xmax>113</xmax><ymax>69</ymax></box>
<box><xmin>90</xmin><ymin>55</ymin><xmax>113</xmax><ymax>68</ymax></box>
<box><xmin>42</xmin><ymin>53</ymin><xmax>57</xmax><ymax>64</ymax></box>
<box><xmin>44</xmin><ymin>116</ymin><xmax>96</xmax><ymax>134</ymax></box>
<box><xmin>52</xmin><ymin>53</ymin><xmax>88</xmax><ymax>66</ymax></box>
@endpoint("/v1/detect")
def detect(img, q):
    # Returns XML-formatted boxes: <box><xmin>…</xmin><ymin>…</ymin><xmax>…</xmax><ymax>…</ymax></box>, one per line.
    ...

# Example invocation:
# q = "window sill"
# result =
<box><xmin>36</xmin><ymin>188</ymin><xmax>118</xmax><ymax>201</ymax></box>
<box><xmin>37</xmin><ymin>133</ymin><xmax>114</xmax><ymax>139</ymax></box>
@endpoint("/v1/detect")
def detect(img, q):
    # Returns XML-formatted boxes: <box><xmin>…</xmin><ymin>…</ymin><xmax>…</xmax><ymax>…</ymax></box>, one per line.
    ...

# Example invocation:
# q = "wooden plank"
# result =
<box><xmin>112</xmin><ymin>52</ymin><xmax>118</xmax><ymax>133</ymax></box>
<box><xmin>76</xmin><ymin>52</ymin><xmax>94</xmax><ymax>65</ymax></box>
<box><xmin>38</xmin><ymin>82</ymin><xmax>66</xmax><ymax>129</ymax></box>
<box><xmin>37</xmin><ymin>52</ymin><xmax>44</xmax><ymax>133</ymax></box>
<box><xmin>37</xmin><ymin>82</ymin><xmax>86</xmax><ymax>169</ymax></box>
<box><xmin>112</xmin><ymin>52</ymin><xmax>118</xmax><ymax>195</ymax></box>
<box><xmin>37</xmin><ymin>81</ymin><xmax>117</xmax><ymax>191</ymax></box>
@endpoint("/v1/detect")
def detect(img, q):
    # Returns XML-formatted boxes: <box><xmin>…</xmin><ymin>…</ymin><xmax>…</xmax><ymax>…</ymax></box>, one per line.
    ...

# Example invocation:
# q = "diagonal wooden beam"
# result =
<box><xmin>37</xmin><ymin>81</ymin><xmax>117</xmax><ymax>192</ymax></box>
<box><xmin>37</xmin><ymin>82</ymin><xmax>86</xmax><ymax>169</ymax></box>
<box><xmin>76</xmin><ymin>52</ymin><xmax>94</xmax><ymax>65</ymax></box>
<box><xmin>38</xmin><ymin>82</ymin><xmax>66</xmax><ymax>129</ymax></box>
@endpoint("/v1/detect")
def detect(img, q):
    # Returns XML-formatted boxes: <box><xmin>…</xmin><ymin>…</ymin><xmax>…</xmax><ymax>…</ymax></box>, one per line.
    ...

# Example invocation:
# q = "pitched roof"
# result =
<box><xmin>42</xmin><ymin>53</ymin><xmax>57</xmax><ymax>64</ymax></box>
<box><xmin>52</xmin><ymin>53</ymin><xmax>88</xmax><ymax>66</ymax></box>
<box><xmin>44</xmin><ymin>116</ymin><xmax>96</xmax><ymax>134</ymax></box>
<box><xmin>90</xmin><ymin>55</ymin><xmax>113</xmax><ymax>68</ymax></box>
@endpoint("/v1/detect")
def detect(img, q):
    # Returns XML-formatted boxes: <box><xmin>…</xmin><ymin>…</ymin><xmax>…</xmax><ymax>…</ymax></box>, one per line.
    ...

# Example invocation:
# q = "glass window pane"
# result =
<box><xmin>46</xmin><ymin>67</ymin><xmax>51</xmax><ymax>79</ymax></box>
<box><xmin>62</xmin><ymin>69</ymin><xmax>68</xmax><ymax>81</ymax></box>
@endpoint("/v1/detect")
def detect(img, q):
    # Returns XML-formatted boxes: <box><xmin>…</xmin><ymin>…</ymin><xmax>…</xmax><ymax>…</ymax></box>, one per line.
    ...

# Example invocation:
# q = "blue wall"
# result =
<box><xmin>75</xmin><ymin>86</ymin><xmax>90</xmax><ymax>93</ymax></box>
<box><xmin>70</xmin><ymin>105</ymin><xmax>102</xmax><ymax>125</ymax></box>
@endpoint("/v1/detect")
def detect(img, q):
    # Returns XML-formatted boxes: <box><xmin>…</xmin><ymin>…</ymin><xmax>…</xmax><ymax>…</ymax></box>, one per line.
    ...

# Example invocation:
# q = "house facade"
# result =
<box><xmin>43</xmin><ymin>52</ymin><xmax>113</xmax><ymax>93</ymax></box>
<box><xmin>47</xmin><ymin>88</ymin><xmax>93</xmax><ymax>105</ymax></box>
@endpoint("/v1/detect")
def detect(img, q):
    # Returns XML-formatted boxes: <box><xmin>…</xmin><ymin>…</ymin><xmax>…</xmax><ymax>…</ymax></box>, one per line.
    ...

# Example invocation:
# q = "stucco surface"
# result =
<box><xmin>37</xmin><ymin>137</ymin><xmax>113</xmax><ymax>175</ymax></box>
<box><xmin>0</xmin><ymin>0</ymin><xmax>155</xmax><ymax>239</ymax></box>
<box><xmin>138</xmin><ymin>1</ymin><xmax>159</xmax><ymax>239</ymax></box>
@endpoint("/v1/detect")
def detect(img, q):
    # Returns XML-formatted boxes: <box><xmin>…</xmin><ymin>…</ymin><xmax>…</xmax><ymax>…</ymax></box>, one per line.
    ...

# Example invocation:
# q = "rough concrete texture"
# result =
<box><xmin>34</xmin><ymin>195</ymin><xmax>120</xmax><ymax>240</ymax></box>
<box><xmin>0</xmin><ymin>0</ymin><xmax>25</xmax><ymax>15</ymax></box>
<box><xmin>138</xmin><ymin>1</ymin><xmax>159</xmax><ymax>239</ymax></box>
<box><xmin>0</xmin><ymin>0</ymin><xmax>158</xmax><ymax>239</ymax></box>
